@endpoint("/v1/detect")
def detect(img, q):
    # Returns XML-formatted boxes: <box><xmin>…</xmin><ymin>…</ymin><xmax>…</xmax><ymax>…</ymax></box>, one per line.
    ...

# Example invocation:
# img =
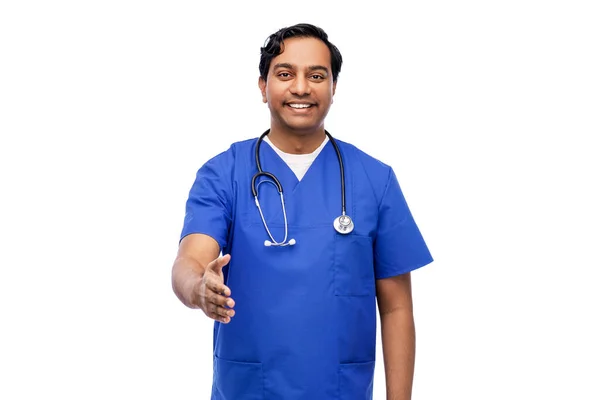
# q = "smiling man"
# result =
<box><xmin>172</xmin><ymin>23</ymin><xmax>434</xmax><ymax>400</ymax></box>
<box><xmin>258</xmin><ymin>35</ymin><xmax>336</xmax><ymax>153</ymax></box>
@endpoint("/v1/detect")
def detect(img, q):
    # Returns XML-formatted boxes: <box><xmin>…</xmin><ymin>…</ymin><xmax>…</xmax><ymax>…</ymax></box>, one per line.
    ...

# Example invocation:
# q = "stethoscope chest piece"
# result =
<box><xmin>334</xmin><ymin>214</ymin><xmax>354</xmax><ymax>234</ymax></box>
<box><xmin>255</xmin><ymin>129</ymin><xmax>356</xmax><ymax>244</ymax></box>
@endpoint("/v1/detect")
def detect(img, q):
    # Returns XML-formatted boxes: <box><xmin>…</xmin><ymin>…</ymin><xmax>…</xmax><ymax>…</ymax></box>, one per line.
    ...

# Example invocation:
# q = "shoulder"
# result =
<box><xmin>201</xmin><ymin>137</ymin><xmax>256</xmax><ymax>168</ymax></box>
<box><xmin>229</xmin><ymin>137</ymin><xmax>257</xmax><ymax>153</ymax></box>
<box><xmin>334</xmin><ymin>138</ymin><xmax>394</xmax><ymax>195</ymax></box>
<box><xmin>190</xmin><ymin>137</ymin><xmax>257</xmax><ymax>193</ymax></box>
<box><xmin>336</xmin><ymin>139</ymin><xmax>391</xmax><ymax>172</ymax></box>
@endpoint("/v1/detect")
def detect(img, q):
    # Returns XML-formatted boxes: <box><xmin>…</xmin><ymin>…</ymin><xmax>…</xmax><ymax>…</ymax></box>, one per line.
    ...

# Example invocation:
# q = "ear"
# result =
<box><xmin>332</xmin><ymin>81</ymin><xmax>337</xmax><ymax>103</ymax></box>
<box><xmin>258</xmin><ymin>77</ymin><xmax>267</xmax><ymax>103</ymax></box>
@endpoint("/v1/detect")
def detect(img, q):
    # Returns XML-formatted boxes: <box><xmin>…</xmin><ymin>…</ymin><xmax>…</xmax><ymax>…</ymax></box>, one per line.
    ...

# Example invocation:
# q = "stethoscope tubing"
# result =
<box><xmin>252</xmin><ymin>129</ymin><xmax>353</xmax><ymax>245</ymax></box>
<box><xmin>253</xmin><ymin>129</ymin><xmax>346</xmax><ymax>214</ymax></box>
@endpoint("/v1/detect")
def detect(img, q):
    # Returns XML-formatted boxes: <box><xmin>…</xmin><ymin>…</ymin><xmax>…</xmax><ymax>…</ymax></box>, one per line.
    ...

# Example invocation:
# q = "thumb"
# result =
<box><xmin>207</xmin><ymin>253</ymin><xmax>231</xmax><ymax>273</ymax></box>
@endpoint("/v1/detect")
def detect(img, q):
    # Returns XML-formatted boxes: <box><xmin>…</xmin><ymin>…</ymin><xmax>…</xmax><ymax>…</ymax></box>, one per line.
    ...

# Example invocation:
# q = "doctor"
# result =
<box><xmin>171</xmin><ymin>23</ymin><xmax>433</xmax><ymax>400</ymax></box>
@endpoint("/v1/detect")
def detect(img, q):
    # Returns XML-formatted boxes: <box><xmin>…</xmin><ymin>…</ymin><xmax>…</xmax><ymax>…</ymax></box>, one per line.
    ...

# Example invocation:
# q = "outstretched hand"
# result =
<box><xmin>196</xmin><ymin>254</ymin><xmax>235</xmax><ymax>324</ymax></box>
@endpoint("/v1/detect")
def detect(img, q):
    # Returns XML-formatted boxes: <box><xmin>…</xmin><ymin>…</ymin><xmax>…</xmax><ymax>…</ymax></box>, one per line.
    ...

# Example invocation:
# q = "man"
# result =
<box><xmin>172</xmin><ymin>23</ymin><xmax>433</xmax><ymax>400</ymax></box>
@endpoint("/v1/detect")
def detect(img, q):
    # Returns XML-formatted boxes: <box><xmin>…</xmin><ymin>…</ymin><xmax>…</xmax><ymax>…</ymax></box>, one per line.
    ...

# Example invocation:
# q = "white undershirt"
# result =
<box><xmin>263</xmin><ymin>135</ymin><xmax>329</xmax><ymax>181</ymax></box>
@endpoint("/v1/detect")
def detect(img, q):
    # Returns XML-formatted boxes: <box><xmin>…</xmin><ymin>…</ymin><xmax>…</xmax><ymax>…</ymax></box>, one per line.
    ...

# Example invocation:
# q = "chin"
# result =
<box><xmin>274</xmin><ymin>113</ymin><xmax>324</xmax><ymax>134</ymax></box>
<box><xmin>284</xmin><ymin>119</ymin><xmax>323</xmax><ymax>132</ymax></box>
<box><xmin>288</xmin><ymin>126</ymin><xmax>322</xmax><ymax>135</ymax></box>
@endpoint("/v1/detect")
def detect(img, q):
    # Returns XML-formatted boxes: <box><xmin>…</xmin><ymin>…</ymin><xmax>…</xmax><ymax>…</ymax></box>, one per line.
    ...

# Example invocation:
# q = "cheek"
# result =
<box><xmin>265</xmin><ymin>87</ymin><xmax>281</xmax><ymax>104</ymax></box>
<box><xmin>317</xmin><ymin>90</ymin><xmax>334</xmax><ymax>107</ymax></box>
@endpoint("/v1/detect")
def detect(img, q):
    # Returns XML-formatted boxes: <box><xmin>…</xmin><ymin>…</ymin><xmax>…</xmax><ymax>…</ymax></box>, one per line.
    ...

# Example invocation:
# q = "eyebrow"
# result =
<box><xmin>273</xmin><ymin>63</ymin><xmax>329</xmax><ymax>74</ymax></box>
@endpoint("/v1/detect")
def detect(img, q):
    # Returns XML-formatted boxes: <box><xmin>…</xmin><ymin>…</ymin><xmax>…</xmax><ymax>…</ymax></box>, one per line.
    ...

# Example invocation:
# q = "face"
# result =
<box><xmin>258</xmin><ymin>37</ymin><xmax>337</xmax><ymax>136</ymax></box>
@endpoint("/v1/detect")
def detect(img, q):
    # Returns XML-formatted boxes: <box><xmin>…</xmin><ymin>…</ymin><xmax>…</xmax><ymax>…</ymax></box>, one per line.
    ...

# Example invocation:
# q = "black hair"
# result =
<box><xmin>259</xmin><ymin>23</ymin><xmax>343</xmax><ymax>82</ymax></box>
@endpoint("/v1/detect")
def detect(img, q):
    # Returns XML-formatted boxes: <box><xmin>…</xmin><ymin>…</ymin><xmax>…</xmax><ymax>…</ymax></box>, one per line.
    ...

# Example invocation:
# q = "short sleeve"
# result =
<box><xmin>180</xmin><ymin>150</ymin><xmax>234</xmax><ymax>250</ymax></box>
<box><xmin>374</xmin><ymin>168</ymin><xmax>433</xmax><ymax>279</ymax></box>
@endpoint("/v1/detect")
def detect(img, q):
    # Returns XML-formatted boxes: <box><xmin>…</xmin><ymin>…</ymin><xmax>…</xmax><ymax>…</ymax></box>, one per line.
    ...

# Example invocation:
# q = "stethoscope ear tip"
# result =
<box><xmin>264</xmin><ymin>239</ymin><xmax>296</xmax><ymax>246</ymax></box>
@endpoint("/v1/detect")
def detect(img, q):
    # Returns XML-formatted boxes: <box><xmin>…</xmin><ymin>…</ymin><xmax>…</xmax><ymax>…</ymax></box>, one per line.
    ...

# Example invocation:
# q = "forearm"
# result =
<box><xmin>171</xmin><ymin>256</ymin><xmax>205</xmax><ymax>308</ymax></box>
<box><xmin>380</xmin><ymin>308</ymin><xmax>416</xmax><ymax>400</ymax></box>
<box><xmin>172</xmin><ymin>234</ymin><xmax>221</xmax><ymax>308</ymax></box>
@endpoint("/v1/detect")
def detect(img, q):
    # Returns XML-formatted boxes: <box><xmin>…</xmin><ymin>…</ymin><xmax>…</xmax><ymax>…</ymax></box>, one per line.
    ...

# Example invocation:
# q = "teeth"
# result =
<box><xmin>289</xmin><ymin>104</ymin><xmax>311</xmax><ymax>109</ymax></box>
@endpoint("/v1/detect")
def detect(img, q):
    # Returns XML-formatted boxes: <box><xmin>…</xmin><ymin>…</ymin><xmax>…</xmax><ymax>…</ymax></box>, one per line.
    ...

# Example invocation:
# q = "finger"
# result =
<box><xmin>206</xmin><ymin>278</ymin><xmax>232</xmax><ymax>298</ymax></box>
<box><xmin>208</xmin><ymin>291</ymin><xmax>236</xmax><ymax>309</ymax></box>
<box><xmin>208</xmin><ymin>306</ymin><xmax>235</xmax><ymax>321</ymax></box>
<box><xmin>206</xmin><ymin>254</ymin><xmax>231</xmax><ymax>274</ymax></box>
<box><xmin>210</xmin><ymin>312</ymin><xmax>231</xmax><ymax>324</ymax></box>
<box><xmin>211</xmin><ymin>303</ymin><xmax>235</xmax><ymax>318</ymax></box>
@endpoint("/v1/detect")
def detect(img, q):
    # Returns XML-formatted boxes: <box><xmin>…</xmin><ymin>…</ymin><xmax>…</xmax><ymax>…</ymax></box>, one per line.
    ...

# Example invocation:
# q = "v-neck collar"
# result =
<box><xmin>254</xmin><ymin>138</ymin><xmax>340</xmax><ymax>227</ymax></box>
<box><xmin>262</xmin><ymin>135</ymin><xmax>330</xmax><ymax>189</ymax></box>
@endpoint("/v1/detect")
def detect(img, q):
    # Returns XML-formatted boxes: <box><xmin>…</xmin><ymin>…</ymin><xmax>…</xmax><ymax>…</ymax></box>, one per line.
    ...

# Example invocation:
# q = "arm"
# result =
<box><xmin>172</xmin><ymin>233</ymin><xmax>235</xmax><ymax>323</ymax></box>
<box><xmin>376</xmin><ymin>272</ymin><xmax>415</xmax><ymax>400</ymax></box>
<box><xmin>172</xmin><ymin>233</ymin><xmax>219</xmax><ymax>308</ymax></box>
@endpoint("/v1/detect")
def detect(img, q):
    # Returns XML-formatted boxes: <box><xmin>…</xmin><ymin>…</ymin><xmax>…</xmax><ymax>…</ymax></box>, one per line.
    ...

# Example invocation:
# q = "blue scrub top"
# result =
<box><xmin>181</xmin><ymin>136</ymin><xmax>433</xmax><ymax>400</ymax></box>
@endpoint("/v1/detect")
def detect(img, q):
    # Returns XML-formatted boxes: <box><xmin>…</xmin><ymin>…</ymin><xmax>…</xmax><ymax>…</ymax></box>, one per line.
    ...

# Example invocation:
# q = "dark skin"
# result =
<box><xmin>172</xmin><ymin>233</ymin><xmax>234</xmax><ymax>323</ymax></box>
<box><xmin>257</xmin><ymin>36</ymin><xmax>336</xmax><ymax>153</ymax></box>
<box><xmin>171</xmin><ymin>36</ymin><xmax>416</xmax><ymax>400</ymax></box>
<box><xmin>377</xmin><ymin>273</ymin><xmax>416</xmax><ymax>400</ymax></box>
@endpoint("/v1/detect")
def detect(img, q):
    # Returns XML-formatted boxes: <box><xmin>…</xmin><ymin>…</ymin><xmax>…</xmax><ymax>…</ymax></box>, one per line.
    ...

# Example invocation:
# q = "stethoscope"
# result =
<box><xmin>251</xmin><ymin>129</ymin><xmax>354</xmax><ymax>247</ymax></box>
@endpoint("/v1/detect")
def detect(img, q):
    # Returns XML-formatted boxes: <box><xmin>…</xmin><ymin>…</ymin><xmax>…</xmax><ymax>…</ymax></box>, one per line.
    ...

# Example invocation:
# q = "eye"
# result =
<box><xmin>310</xmin><ymin>74</ymin><xmax>325</xmax><ymax>80</ymax></box>
<box><xmin>278</xmin><ymin>72</ymin><xmax>292</xmax><ymax>78</ymax></box>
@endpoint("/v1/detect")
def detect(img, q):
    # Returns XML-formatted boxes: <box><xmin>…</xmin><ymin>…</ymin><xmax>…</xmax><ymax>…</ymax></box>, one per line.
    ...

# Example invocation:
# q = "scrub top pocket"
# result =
<box><xmin>212</xmin><ymin>356</ymin><xmax>264</xmax><ymax>400</ymax></box>
<box><xmin>333</xmin><ymin>234</ymin><xmax>375</xmax><ymax>297</ymax></box>
<box><xmin>338</xmin><ymin>360</ymin><xmax>375</xmax><ymax>400</ymax></box>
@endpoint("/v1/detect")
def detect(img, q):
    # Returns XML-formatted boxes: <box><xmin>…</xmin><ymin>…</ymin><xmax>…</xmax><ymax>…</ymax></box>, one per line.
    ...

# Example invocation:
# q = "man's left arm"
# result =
<box><xmin>376</xmin><ymin>272</ymin><xmax>415</xmax><ymax>400</ymax></box>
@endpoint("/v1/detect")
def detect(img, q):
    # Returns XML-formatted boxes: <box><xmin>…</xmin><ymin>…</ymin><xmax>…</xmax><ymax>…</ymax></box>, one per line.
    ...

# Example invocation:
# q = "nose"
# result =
<box><xmin>290</xmin><ymin>75</ymin><xmax>311</xmax><ymax>96</ymax></box>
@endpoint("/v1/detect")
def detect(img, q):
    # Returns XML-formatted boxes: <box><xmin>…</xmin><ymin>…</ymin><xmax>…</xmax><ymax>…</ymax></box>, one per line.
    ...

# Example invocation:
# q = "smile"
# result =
<box><xmin>286</xmin><ymin>103</ymin><xmax>314</xmax><ymax>110</ymax></box>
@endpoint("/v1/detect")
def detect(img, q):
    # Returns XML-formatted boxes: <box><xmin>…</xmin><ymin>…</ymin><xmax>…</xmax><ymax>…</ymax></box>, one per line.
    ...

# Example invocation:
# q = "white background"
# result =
<box><xmin>1</xmin><ymin>1</ymin><xmax>599</xmax><ymax>399</ymax></box>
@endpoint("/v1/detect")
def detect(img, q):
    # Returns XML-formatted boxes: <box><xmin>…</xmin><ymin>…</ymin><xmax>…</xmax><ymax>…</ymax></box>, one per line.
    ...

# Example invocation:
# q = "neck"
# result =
<box><xmin>267</xmin><ymin>125</ymin><xmax>326</xmax><ymax>154</ymax></box>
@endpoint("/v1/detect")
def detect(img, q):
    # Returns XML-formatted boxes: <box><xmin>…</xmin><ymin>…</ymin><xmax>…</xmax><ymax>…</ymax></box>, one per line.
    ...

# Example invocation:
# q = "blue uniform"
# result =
<box><xmin>181</xmin><ymin>136</ymin><xmax>433</xmax><ymax>399</ymax></box>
